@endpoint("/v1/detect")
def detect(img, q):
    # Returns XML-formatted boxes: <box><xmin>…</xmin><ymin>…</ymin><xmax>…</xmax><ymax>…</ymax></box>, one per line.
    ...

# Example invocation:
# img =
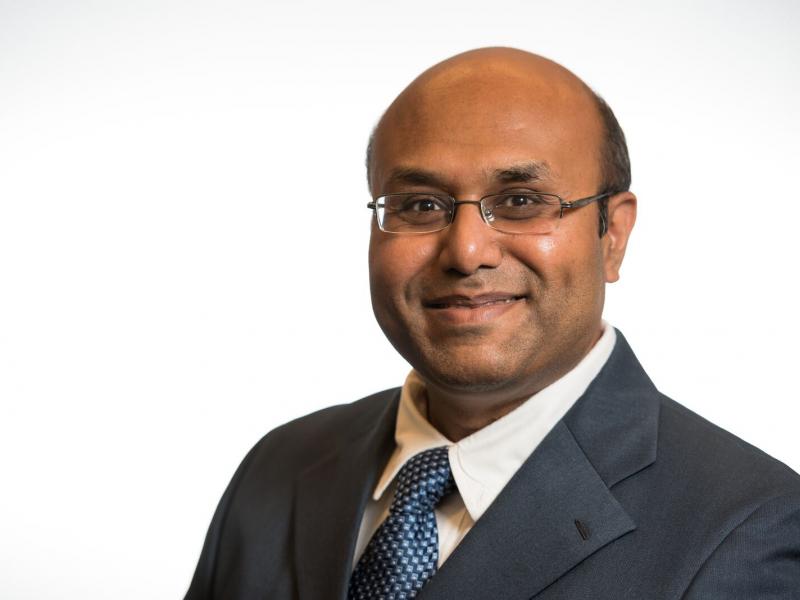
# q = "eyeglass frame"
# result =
<box><xmin>366</xmin><ymin>191</ymin><xmax>612</xmax><ymax>235</ymax></box>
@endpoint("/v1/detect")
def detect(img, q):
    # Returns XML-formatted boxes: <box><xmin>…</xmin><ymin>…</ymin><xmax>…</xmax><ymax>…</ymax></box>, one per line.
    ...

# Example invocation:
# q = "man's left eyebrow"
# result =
<box><xmin>491</xmin><ymin>162</ymin><xmax>551</xmax><ymax>184</ymax></box>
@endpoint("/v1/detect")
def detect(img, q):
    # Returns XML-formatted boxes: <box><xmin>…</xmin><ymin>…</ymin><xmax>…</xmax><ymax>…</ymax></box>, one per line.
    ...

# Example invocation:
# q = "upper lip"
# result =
<box><xmin>423</xmin><ymin>292</ymin><xmax>526</xmax><ymax>308</ymax></box>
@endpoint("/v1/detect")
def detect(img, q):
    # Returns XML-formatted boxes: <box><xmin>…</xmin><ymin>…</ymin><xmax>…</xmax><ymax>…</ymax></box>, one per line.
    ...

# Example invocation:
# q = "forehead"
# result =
<box><xmin>371</xmin><ymin>65</ymin><xmax>604</xmax><ymax>195</ymax></box>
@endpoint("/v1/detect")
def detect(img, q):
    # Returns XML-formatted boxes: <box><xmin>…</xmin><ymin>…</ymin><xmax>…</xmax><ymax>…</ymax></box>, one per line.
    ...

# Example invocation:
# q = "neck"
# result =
<box><xmin>425</xmin><ymin>387</ymin><xmax>528</xmax><ymax>441</ymax></box>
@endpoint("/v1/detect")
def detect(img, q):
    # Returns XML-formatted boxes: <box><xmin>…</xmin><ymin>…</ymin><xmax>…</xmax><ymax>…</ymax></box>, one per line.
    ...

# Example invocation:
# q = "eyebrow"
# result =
<box><xmin>384</xmin><ymin>161</ymin><xmax>551</xmax><ymax>191</ymax></box>
<box><xmin>384</xmin><ymin>167</ymin><xmax>448</xmax><ymax>189</ymax></box>
<box><xmin>492</xmin><ymin>162</ymin><xmax>551</xmax><ymax>184</ymax></box>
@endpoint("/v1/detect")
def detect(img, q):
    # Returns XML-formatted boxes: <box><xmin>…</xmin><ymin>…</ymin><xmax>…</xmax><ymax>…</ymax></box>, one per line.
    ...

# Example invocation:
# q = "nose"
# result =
<box><xmin>437</xmin><ymin>200</ymin><xmax>503</xmax><ymax>275</ymax></box>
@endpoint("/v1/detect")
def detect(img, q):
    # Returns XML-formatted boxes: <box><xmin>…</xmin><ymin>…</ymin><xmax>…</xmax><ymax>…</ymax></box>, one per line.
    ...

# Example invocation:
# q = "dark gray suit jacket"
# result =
<box><xmin>185</xmin><ymin>332</ymin><xmax>800</xmax><ymax>599</ymax></box>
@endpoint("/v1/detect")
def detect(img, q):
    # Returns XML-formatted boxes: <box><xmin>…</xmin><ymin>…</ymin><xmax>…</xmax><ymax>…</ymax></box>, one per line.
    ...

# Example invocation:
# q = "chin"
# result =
<box><xmin>417</xmin><ymin>350</ymin><xmax>530</xmax><ymax>394</ymax></box>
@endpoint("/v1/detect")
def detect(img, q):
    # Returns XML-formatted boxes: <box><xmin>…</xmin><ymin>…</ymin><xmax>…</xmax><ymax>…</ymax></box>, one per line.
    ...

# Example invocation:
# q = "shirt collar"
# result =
<box><xmin>373</xmin><ymin>323</ymin><xmax>617</xmax><ymax>522</ymax></box>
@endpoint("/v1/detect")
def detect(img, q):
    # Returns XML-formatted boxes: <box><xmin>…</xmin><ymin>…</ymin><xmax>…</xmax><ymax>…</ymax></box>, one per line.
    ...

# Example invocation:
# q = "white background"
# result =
<box><xmin>1</xmin><ymin>0</ymin><xmax>799</xmax><ymax>597</ymax></box>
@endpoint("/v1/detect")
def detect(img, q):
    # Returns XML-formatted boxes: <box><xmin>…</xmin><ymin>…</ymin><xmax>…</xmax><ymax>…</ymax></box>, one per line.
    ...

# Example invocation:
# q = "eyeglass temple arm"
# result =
<box><xmin>561</xmin><ymin>192</ymin><xmax>611</xmax><ymax>210</ymax></box>
<box><xmin>559</xmin><ymin>192</ymin><xmax>612</xmax><ymax>237</ymax></box>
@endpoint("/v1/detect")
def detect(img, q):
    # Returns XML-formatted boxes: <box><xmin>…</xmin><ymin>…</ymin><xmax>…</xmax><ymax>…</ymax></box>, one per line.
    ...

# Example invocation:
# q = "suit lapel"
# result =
<box><xmin>562</xmin><ymin>330</ymin><xmax>660</xmax><ymax>488</ymax></box>
<box><xmin>417</xmin><ymin>421</ymin><xmax>636</xmax><ymax>599</ymax></box>
<box><xmin>293</xmin><ymin>390</ymin><xmax>399</xmax><ymax>600</ymax></box>
<box><xmin>418</xmin><ymin>331</ymin><xmax>660</xmax><ymax>599</ymax></box>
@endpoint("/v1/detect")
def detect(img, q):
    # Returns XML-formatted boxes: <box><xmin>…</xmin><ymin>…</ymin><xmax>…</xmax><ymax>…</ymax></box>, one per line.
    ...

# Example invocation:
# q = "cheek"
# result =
<box><xmin>503</xmin><ymin>234</ymin><xmax>559</xmax><ymax>285</ymax></box>
<box><xmin>368</xmin><ymin>235</ymin><xmax>437</xmax><ymax>305</ymax></box>
<box><xmin>508</xmin><ymin>224</ymin><xmax>604</xmax><ymax>296</ymax></box>
<box><xmin>549</xmin><ymin>228</ymin><xmax>606</xmax><ymax>307</ymax></box>
<box><xmin>531</xmin><ymin>235</ymin><xmax>557</xmax><ymax>256</ymax></box>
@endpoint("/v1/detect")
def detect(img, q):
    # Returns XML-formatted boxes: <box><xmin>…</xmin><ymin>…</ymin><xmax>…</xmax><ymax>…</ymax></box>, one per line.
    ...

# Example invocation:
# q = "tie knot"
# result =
<box><xmin>391</xmin><ymin>446</ymin><xmax>455</xmax><ymax>515</ymax></box>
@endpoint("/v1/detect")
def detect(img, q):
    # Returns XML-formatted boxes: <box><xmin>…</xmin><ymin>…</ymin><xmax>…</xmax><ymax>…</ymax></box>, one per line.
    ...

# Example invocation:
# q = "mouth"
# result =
<box><xmin>424</xmin><ymin>293</ymin><xmax>528</xmax><ymax>310</ymax></box>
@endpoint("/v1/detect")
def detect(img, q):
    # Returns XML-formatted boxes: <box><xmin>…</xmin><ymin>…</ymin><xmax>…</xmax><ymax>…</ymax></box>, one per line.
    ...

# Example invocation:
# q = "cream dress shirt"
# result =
<box><xmin>353</xmin><ymin>323</ymin><xmax>617</xmax><ymax>568</ymax></box>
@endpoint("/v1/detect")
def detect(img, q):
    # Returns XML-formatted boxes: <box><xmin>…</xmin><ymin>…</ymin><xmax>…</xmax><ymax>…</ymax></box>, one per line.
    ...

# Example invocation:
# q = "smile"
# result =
<box><xmin>423</xmin><ymin>293</ymin><xmax>527</xmax><ymax>325</ymax></box>
<box><xmin>425</xmin><ymin>294</ymin><xmax>527</xmax><ymax>309</ymax></box>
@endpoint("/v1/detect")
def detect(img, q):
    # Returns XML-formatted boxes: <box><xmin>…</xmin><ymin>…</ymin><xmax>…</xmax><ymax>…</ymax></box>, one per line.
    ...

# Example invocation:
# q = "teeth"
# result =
<box><xmin>461</xmin><ymin>298</ymin><xmax>516</xmax><ymax>308</ymax></box>
<box><xmin>430</xmin><ymin>296</ymin><xmax>523</xmax><ymax>309</ymax></box>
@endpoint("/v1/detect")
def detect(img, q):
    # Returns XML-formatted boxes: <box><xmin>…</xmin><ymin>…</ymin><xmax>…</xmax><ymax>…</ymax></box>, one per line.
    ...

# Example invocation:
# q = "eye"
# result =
<box><xmin>379</xmin><ymin>194</ymin><xmax>452</xmax><ymax>230</ymax></box>
<box><xmin>496</xmin><ymin>193</ymin><xmax>548</xmax><ymax>208</ymax></box>
<box><xmin>487</xmin><ymin>192</ymin><xmax>555</xmax><ymax>221</ymax></box>
<box><xmin>395</xmin><ymin>194</ymin><xmax>448</xmax><ymax>213</ymax></box>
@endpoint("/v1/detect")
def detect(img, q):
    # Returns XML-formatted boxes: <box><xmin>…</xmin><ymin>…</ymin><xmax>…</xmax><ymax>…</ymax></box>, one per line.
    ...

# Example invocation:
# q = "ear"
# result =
<box><xmin>602</xmin><ymin>191</ymin><xmax>637</xmax><ymax>283</ymax></box>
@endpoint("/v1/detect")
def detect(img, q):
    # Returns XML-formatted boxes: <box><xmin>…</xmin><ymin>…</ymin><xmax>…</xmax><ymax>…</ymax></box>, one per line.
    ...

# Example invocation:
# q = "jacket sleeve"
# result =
<box><xmin>682</xmin><ymin>494</ymin><xmax>800</xmax><ymax>599</ymax></box>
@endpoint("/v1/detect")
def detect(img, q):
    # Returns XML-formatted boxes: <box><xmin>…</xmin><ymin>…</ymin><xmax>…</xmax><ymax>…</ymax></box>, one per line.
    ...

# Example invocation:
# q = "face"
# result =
<box><xmin>368</xmin><ymin>57</ymin><xmax>634</xmax><ymax>402</ymax></box>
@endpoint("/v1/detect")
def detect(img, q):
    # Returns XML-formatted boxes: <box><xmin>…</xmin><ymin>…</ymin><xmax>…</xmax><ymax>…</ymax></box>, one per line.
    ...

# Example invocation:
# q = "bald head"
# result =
<box><xmin>389</xmin><ymin>47</ymin><xmax>594</xmax><ymax>119</ymax></box>
<box><xmin>366</xmin><ymin>48</ymin><xmax>630</xmax><ymax>233</ymax></box>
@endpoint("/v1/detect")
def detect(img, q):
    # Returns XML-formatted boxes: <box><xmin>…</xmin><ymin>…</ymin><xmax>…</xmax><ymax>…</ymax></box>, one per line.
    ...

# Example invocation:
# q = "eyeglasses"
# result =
<box><xmin>367</xmin><ymin>191</ymin><xmax>610</xmax><ymax>234</ymax></box>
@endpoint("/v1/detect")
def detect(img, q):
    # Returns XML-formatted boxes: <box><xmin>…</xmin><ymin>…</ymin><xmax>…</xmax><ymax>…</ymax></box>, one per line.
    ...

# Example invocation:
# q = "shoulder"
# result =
<box><xmin>599</xmin><ymin>390</ymin><xmax>800</xmax><ymax>594</ymax></box>
<box><xmin>634</xmin><ymin>392</ymin><xmax>800</xmax><ymax>572</ymax></box>
<box><xmin>184</xmin><ymin>389</ymin><xmax>399</xmax><ymax>598</ymax></box>
<box><xmin>238</xmin><ymin>387</ymin><xmax>400</xmax><ymax>477</ymax></box>
<box><xmin>655</xmin><ymin>397</ymin><xmax>800</xmax><ymax>596</ymax></box>
<box><xmin>656</xmin><ymin>393</ymin><xmax>800</xmax><ymax>499</ymax></box>
<box><xmin>197</xmin><ymin>387</ymin><xmax>400</xmax><ymax>541</ymax></box>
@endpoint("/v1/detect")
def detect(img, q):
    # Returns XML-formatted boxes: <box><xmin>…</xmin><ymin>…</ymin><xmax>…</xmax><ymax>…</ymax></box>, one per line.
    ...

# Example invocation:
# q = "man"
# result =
<box><xmin>185</xmin><ymin>48</ymin><xmax>800</xmax><ymax>599</ymax></box>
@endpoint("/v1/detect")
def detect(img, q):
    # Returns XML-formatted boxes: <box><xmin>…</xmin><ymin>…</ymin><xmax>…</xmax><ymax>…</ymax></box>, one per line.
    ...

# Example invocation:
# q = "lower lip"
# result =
<box><xmin>425</xmin><ymin>298</ymin><xmax>525</xmax><ymax>325</ymax></box>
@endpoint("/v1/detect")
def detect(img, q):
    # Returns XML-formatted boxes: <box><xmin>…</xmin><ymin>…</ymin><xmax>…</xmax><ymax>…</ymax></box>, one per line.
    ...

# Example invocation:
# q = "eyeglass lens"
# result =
<box><xmin>376</xmin><ymin>193</ymin><xmax>562</xmax><ymax>234</ymax></box>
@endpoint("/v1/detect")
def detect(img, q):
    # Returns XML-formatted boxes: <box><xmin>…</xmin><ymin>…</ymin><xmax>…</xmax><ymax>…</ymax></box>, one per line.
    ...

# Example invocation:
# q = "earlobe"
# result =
<box><xmin>602</xmin><ymin>192</ymin><xmax>637</xmax><ymax>283</ymax></box>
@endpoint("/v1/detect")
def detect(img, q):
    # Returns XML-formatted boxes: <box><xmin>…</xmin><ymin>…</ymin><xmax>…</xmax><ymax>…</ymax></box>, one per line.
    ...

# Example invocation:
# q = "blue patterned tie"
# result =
<box><xmin>348</xmin><ymin>446</ymin><xmax>456</xmax><ymax>600</ymax></box>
